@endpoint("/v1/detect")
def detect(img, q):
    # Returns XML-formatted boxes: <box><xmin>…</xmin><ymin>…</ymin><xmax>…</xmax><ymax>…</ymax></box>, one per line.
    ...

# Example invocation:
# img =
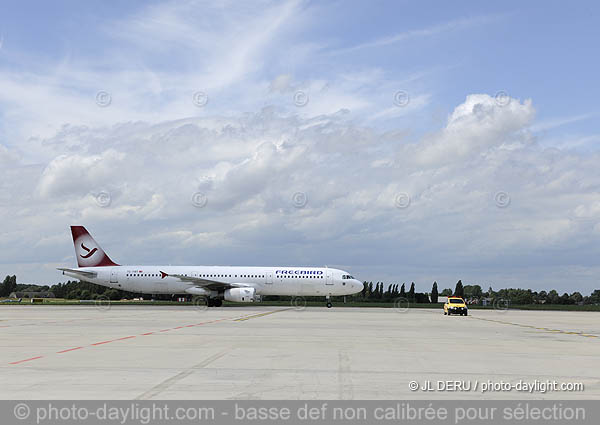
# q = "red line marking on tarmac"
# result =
<box><xmin>57</xmin><ymin>347</ymin><xmax>83</xmax><ymax>354</ymax></box>
<box><xmin>10</xmin><ymin>356</ymin><xmax>44</xmax><ymax>365</ymax></box>
<box><xmin>8</xmin><ymin>312</ymin><xmax>262</xmax><ymax>365</ymax></box>
<box><xmin>116</xmin><ymin>336</ymin><xmax>136</xmax><ymax>341</ymax></box>
<box><xmin>91</xmin><ymin>340</ymin><xmax>115</xmax><ymax>346</ymax></box>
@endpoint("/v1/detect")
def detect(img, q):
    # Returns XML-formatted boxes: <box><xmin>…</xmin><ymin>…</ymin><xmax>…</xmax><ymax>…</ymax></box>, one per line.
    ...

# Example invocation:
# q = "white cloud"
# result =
<box><xmin>414</xmin><ymin>94</ymin><xmax>535</xmax><ymax>166</ymax></box>
<box><xmin>269</xmin><ymin>74</ymin><xmax>295</xmax><ymax>93</ymax></box>
<box><xmin>1</xmin><ymin>93</ymin><xmax>599</xmax><ymax>294</ymax></box>
<box><xmin>37</xmin><ymin>150</ymin><xmax>126</xmax><ymax>198</ymax></box>
<box><xmin>0</xmin><ymin>2</ymin><xmax>598</xmax><ymax>294</ymax></box>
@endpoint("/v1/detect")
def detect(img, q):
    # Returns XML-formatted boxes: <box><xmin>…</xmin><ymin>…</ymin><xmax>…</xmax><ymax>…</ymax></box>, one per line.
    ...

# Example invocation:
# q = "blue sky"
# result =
<box><xmin>1</xmin><ymin>0</ymin><xmax>599</xmax><ymax>294</ymax></box>
<box><xmin>2</xmin><ymin>0</ymin><xmax>599</xmax><ymax>139</ymax></box>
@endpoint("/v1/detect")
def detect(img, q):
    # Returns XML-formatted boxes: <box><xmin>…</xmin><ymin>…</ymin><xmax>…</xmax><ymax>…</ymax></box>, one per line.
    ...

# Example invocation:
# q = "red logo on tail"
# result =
<box><xmin>80</xmin><ymin>243</ymin><xmax>98</xmax><ymax>259</ymax></box>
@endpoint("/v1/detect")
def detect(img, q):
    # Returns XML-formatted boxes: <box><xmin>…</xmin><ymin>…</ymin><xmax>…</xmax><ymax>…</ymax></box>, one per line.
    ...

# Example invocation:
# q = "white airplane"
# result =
<box><xmin>58</xmin><ymin>226</ymin><xmax>362</xmax><ymax>307</ymax></box>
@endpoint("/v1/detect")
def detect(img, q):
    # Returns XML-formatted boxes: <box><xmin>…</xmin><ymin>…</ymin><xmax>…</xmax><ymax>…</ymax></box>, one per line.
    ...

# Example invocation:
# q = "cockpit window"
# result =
<box><xmin>342</xmin><ymin>275</ymin><xmax>355</xmax><ymax>279</ymax></box>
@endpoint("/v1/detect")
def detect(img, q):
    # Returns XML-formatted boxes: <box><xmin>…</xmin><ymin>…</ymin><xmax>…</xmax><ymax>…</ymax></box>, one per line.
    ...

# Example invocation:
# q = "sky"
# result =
<box><xmin>1</xmin><ymin>0</ymin><xmax>599</xmax><ymax>294</ymax></box>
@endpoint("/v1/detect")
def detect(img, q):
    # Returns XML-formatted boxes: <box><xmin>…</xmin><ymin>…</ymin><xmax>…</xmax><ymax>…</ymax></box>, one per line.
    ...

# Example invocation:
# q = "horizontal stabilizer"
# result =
<box><xmin>57</xmin><ymin>268</ymin><xmax>98</xmax><ymax>278</ymax></box>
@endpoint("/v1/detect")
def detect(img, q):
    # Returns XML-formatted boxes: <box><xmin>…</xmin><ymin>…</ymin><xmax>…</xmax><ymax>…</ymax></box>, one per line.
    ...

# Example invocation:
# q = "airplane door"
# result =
<box><xmin>325</xmin><ymin>270</ymin><xmax>333</xmax><ymax>285</ymax></box>
<box><xmin>265</xmin><ymin>271</ymin><xmax>273</xmax><ymax>284</ymax></box>
<box><xmin>110</xmin><ymin>268</ymin><xmax>118</xmax><ymax>283</ymax></box>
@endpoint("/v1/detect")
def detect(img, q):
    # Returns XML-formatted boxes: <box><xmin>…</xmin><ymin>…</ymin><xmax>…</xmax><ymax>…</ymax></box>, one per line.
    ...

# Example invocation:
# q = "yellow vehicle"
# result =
<box><xmin>444</xmin><ymin>297</ymin><xmax>468</xmax><ymax>316</ymax></box>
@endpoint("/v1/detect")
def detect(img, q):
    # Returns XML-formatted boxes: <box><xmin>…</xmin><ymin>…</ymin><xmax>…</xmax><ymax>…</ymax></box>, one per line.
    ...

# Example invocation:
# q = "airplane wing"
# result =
<box><xmin>57</xmin><ymin>268</ymin><xmax>98</xmax><ymax>279</ymax></box>
<box><xmin>166</xmin><ymin>273</ymin><xmax>251</xmax><ymax>291</ymax></box>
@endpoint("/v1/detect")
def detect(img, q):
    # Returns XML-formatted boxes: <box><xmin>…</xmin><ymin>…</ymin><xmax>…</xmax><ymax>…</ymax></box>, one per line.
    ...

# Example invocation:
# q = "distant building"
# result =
<box><xmin>9</xmin><ymin>291</ymin><xmax>55</xmax><ymax>299</ymax></box>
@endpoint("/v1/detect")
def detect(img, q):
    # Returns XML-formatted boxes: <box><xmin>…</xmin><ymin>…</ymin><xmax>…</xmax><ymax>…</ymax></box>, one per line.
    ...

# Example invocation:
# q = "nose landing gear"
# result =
<box><xmin>326</xmin><ymin>295</ymin><xmax>332</xmax><ymax>308</ymax></box>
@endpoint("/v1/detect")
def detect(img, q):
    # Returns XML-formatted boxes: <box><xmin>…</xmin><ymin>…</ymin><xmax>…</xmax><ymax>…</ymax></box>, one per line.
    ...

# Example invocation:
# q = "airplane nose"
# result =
<box><xmin>352</xmin><ymin>280</ymin><xmax>362</xmax><ymax>293</ymax></box>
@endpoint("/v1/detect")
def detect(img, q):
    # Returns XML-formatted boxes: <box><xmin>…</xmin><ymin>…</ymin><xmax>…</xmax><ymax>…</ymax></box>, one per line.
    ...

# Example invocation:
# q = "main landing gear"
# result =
<box><xmin>207</xmin><ymin>298</ymin><xmax>222</xmax><ymax>307</ymax></box>
<box><xmin>326</xmin><ymin>295</ymin><xmax>332</xmax><ymax>308</ymax></box>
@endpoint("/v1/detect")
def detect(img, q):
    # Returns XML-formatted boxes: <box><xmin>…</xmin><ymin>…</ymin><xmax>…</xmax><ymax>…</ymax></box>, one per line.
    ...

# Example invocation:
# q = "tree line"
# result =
<box><xmin>0</xmin><ymin>276</ymin><xmax>138</xmax><ymax>301</ymax></box>
<box><xmin>441</xmin><ymin>279</ymin><xmax>600</xmax><ymax>306</ymax></box>
<box><xmin>347</xmin><ymin>279</ymin><xmax>600</xmax><ymax>305</ymax></box>
<box><xmin>355</xmin><ymin>281</ymin><xmax>431</xmax><ymax>303</ymax></box>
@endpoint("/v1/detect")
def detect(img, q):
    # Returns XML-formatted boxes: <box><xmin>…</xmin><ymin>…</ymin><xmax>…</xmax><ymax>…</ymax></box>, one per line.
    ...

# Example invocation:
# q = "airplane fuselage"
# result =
<box><xmin>60</xmin><ymin>226</ymin><xmax>363</xmax><ymax>306</ymax></box>
<box><xmin>62</xmin><ymin>265</ymin><xmax>362</xmax><ymax>298</ymax></box>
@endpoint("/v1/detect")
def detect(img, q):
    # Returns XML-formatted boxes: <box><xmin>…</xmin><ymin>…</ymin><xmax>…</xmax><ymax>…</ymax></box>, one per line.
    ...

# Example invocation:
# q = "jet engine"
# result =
<box><xmin>224</xmin><ymin>287</ymin><xmax>256</xmax><ymax>302</ymax></box>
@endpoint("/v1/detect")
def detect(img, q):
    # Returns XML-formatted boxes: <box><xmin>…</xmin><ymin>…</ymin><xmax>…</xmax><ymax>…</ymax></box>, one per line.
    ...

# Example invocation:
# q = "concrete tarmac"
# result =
<box><xmin>0</xmin><ymin>305</ymin><xmax>598</xmax><ymax>399</ymax></box>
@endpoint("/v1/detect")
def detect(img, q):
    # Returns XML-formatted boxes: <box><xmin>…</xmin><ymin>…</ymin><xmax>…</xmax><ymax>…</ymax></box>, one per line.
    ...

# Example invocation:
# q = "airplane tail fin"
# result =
<box><xmin>70</xmin><ymin>226</ymin><xmax>119</xmax><ymax>267</ymax></box>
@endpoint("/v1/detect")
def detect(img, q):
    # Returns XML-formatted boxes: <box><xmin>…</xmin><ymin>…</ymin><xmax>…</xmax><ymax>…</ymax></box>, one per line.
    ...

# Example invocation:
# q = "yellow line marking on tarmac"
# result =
<box><xmin>470</xmin><ymin>316</ymin><xmax>599</xmax><ymax>339</ymax></box>
<box><xmin>233</xmin><ymin>308</ymin><xmax>292</xmax><ymax>322</ymax></box>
